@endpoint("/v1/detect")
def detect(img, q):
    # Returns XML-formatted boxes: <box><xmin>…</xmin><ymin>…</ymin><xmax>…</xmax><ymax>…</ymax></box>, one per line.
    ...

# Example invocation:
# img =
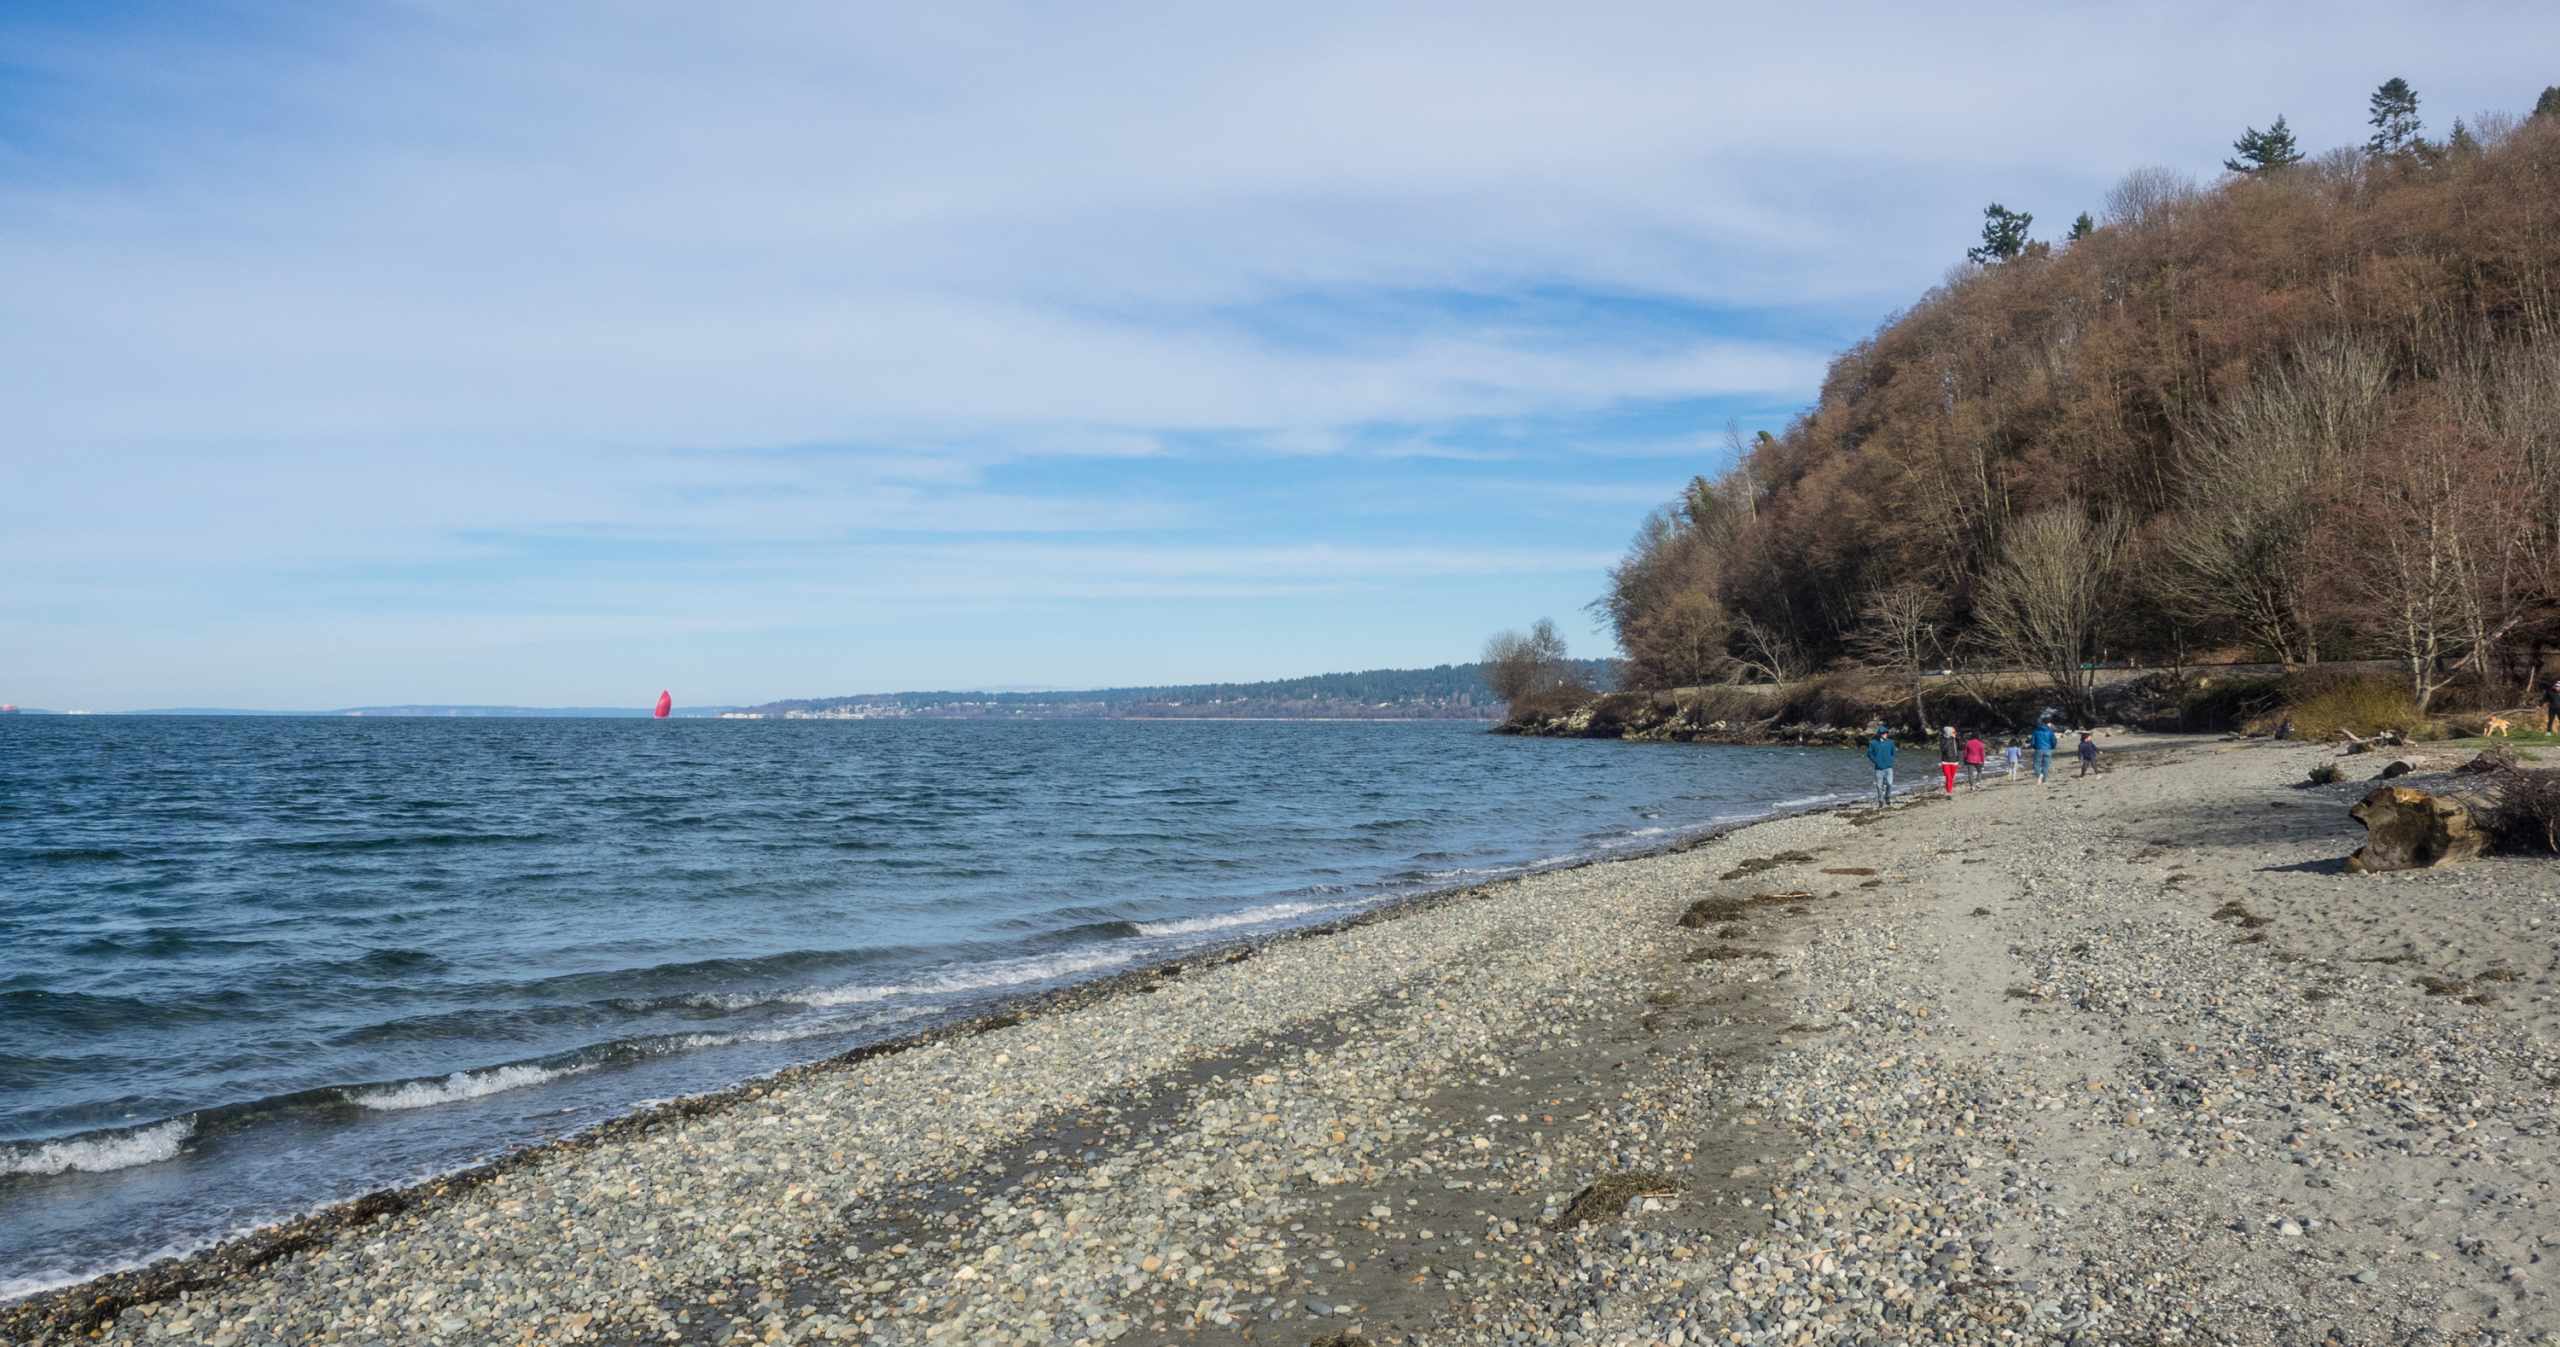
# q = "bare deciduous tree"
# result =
<box><xmin>2159</xmin><ymin>334</ymin><xmax>2392</xmax><ymax>664</ymax></box>
<box><xmin>2102</xmin><ymin>166</ymin><xmax>2197</xmax><ymax>230</ymax></box>
<box><xmin>1624</xmin><ymin>590</ymin><xmax>1729</xmax><ymax>689</ymax></box>
<box><xmin>1728</xmin><ymin>613</ymin><xmax>1809</xmax><ymax>685</ymax></box>
<box><xmin>2323</xmin><ymin>430</ymin><xmax>2479</xmax><ymax>710</ymax></box>
<box><xmin>1844</xmin><ymin>580</ymin><xmax>1948</xmax><ymax>729</ymax></box>
<box><xmin>1975</xmin><ymin>506</ymin><xmax>2130</xmax><ymax>719</ymax></box>
<box><xmin>1481</xmin><ymin>618</ymin><xmax>1573</xmax><ymax>704</ymax></box>
<box><xmin>2434</xmin><ymin>338</ymin><xmax>2560</xmax><ymax>695</ymax></box>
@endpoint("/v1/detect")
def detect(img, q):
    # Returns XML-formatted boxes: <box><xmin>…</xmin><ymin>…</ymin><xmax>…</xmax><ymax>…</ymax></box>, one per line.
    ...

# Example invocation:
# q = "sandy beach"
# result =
<box><xmin>11</xmin><ymin>733</ymin><xmax>2557</xmax><ymax>1347</ymax></box>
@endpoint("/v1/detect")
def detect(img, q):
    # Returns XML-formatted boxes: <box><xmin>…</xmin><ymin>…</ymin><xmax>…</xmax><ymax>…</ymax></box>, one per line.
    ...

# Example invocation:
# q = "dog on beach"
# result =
<box><xmin>2483</xmin><ymin>715</ymin><xmax>2512</xmax><ymax>737</ymax></box>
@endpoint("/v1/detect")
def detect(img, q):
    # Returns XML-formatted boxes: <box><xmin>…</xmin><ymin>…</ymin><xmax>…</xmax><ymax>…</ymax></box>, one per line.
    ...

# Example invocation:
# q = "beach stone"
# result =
<box><xmin>2344</xmin><ymin>787</ymin><xmax>2487</xmax><ymax>873</ymax></box>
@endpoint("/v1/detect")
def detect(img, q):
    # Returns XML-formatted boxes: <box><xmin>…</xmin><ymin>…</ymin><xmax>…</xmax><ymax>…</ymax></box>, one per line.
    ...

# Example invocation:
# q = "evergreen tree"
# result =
<box><xmin>2535</xmin><ymin>85</ymin><xmax>2560</xmax><ymax>120</ymax></box>
<box><xmin>2224</xmin><ymin>115</ymin><xmax>2306</xmax><ymax>174</ymax></box>
<box><xmin>2067</xmin><ymin>212</ymin><xmax>2095</xmax><ymax>242</ymax></box>
<box><xmin>2444</xmin><ymin>118</ymin><xmax>2481</xmax><ymax>159</ymax></box>
<box><xmin>1967</xmin><ymin>203</ymin><xmax>2034</xmax><ymax>264</ymax></box>
<box><xmin>2367</xmin><ymin>78</ymin><xmax>2423</xmax><ymax>158</ymax></box>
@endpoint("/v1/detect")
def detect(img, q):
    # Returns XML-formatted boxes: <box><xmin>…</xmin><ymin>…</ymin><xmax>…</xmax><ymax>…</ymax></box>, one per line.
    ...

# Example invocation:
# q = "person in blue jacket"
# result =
<box><xmin>1865</xmin><ymin>726</ymin><xmax>1897</xmax><ymax>809</ymax></box>
<box><xmin>2030</xmin><ymin>720</ymin><xmax>2059</xmax><ymax>785</ymax></box>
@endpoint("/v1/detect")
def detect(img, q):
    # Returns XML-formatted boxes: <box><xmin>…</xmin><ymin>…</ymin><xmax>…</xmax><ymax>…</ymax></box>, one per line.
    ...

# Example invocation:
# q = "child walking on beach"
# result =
<box><xmin>2077</xmin><ymin>731</ymin><xmax>2100</xmax><ymax>777</ymax></box>
<box><xmin>1962</xmin><ymin>733</ymin><xmax>1987</xmax><ymax>790</ymax></box>
<box><xmin>2003</xmin><ymin>739</ymin><xmax>2022</xmax><ymax>781</ymax></box>
<box><xmin>1938</xmin><ymin>726</ymin><xmax>1961</xmax><ymax>796</ymax></box>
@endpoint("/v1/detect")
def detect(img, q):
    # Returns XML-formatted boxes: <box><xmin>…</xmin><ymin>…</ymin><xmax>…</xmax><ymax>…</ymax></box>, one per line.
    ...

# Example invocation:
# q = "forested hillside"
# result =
<box><xmin>1601</xmin><ymin>83</ymin><xmax>2560</xmax><ymax>718</ymax></box>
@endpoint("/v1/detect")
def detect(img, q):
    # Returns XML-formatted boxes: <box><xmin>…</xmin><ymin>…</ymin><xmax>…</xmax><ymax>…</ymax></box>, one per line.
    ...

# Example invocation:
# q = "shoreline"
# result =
<box><xmin>15</xmin><ymin>731</ymin><xmax>2554</xmax><ymax>1345</ymax></box>
<box><xmin>0</xmin><ymin>780</ymin><xmax>1857</xmax><ymax>1341</ymax></box>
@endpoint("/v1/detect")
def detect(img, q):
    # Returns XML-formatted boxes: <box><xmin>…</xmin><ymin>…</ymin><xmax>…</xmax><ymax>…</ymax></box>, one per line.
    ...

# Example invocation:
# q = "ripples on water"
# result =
<box><xmin>0</xmin><ymin>715</ymin><xmax>1864</xmax><ymax>1295</ymax></box>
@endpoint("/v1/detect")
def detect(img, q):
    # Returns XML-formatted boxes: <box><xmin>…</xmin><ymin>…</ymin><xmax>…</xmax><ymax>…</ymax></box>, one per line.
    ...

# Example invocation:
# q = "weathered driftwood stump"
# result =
<box><xmin>2345</xmin><ymin>786</ymin><xmax>2487</xmax><ymax>873</ymax></box>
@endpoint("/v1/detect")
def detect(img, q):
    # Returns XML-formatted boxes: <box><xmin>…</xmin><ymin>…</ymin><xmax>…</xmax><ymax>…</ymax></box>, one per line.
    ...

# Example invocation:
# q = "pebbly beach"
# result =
<box><xmin>9</xmin><ymin>733</ymin><xmax>2557</xmax><ymax>1347</ymax></box>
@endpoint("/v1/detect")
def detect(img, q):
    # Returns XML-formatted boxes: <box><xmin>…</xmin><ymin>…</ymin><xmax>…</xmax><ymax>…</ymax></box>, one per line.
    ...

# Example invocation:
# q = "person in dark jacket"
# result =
<box><xmin>1866</xmin><ymin>727</ymin><xmax>1897</xmax><ymax>809</ymax></box>
<box><xmin>2077</xmin><ymin>731</ymin><xmax>2100</xmax><ymax>777</ymax></box>
<box><xmin>1938</xmin><ymin>726</ymin><xmax>1961</xmax><ymax>796</ymax></box>
<box><xmin>2545</xmin><ymin>676</ymin><xmax>2560</xmax><ymax>734</ymax></box>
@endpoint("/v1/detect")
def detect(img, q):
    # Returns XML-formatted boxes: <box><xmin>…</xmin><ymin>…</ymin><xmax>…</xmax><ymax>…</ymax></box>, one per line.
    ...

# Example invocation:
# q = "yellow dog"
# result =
<box><xmin>2483</xmin><ymin>715</ymin><xmax>2513</xmax><ymax>737</ymax></box>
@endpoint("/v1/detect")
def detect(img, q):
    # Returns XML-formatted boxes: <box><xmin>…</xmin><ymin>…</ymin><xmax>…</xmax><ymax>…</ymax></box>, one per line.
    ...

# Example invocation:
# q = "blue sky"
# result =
<box><xmin>7</xmin><ymin>2</ymin><xmax>2559</xmax><ymax>709</ymax></box>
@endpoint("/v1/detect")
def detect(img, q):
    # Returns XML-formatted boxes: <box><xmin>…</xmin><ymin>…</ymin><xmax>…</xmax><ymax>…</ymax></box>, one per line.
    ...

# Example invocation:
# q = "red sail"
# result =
<box><xmin>653</xmin><ymin>690</ymin><xmax>672</xmax><ymax>719</ymax></box>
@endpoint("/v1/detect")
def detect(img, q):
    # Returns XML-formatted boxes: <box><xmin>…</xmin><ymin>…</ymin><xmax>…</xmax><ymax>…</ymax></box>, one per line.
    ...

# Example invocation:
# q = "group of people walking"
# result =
<box><xmin>1862</xmin><ymin>720</ymin><xmax>2095</xmax><ymax>809</ymax></box>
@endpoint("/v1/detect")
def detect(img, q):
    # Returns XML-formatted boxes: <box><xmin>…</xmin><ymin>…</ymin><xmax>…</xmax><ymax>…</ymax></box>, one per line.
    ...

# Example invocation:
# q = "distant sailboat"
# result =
<box><xmin>653</xmin><ymin>690</ymin><xmax>672</xmax><ymax>719</ymax></box>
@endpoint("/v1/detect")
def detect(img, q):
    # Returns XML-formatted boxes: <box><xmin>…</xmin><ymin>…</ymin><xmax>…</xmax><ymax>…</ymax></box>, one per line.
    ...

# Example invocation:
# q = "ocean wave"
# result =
<box><xmin>793</xmin><ymin>947</ymin><xmax>1140</xmax><ymax>1008</ymax></box>
<box><xmin>1132</xmin><ymin>900</ymin><xmax>1342</xmax><ymax>938</ymax></box>
<box><xmin>0</xmin><ymin>1118</ymin><xmax>193</xmax><ymax>1177</ymax></box>
<box><xmin>346</xmin><ymin>1062</ymin><xmax>596</xmax><ymax>1111</ymax></box>
<box><xmin>667</xmin><ymin>1007</ymin><xmax>930</xmax><ymax>1052</ymax></box>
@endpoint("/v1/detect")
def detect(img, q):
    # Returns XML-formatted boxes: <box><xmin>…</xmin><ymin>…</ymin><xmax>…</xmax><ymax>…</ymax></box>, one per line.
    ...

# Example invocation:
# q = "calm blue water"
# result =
<box><xmin>0</xmin><ymin>716</ymin><xmax>1864</xmax><ymax>1296</ymax></box>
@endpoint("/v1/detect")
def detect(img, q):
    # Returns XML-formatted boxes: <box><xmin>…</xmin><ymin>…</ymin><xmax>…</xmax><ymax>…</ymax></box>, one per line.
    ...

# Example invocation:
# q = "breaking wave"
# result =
<box><xmin>1133</xmin><ymin>901</ymin><xmax>1342</xmax><ymax>938</ymax></box>
<box><xmin>0</xmin><ymin>1119</ymin><xmax>194</xmax><ymax>1177</ymax></box>
<box><xmin>346</xmin><ymin>1063</ymin><xmax>596</xmax><ymax>1112</ymax></box>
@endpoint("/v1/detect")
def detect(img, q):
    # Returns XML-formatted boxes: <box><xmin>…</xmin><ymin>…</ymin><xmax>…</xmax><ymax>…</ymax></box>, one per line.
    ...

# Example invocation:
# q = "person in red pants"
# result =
<box><xmin>1938</xmin><ymin>725</ymin><xmax>1961</xmax><ymax>796</ymax></box>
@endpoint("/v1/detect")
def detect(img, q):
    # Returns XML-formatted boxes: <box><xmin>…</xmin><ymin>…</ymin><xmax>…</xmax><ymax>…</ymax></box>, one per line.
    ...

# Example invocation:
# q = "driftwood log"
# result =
<box><xmin>2345</xmin><ymin>786</ymin><xmax>2488</xmax><ymax>873</ymax></box>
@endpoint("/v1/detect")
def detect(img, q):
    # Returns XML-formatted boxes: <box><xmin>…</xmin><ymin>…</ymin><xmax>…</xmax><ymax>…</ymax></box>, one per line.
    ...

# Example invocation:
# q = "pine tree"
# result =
<box><xmin>2367</xmin><ymin>78</ymin><xmax>2423</xmax><ymax>158</ymax></box>
<box><xmin>2067</xmin><ymin>212</ymin><xmax>2095</xmax><ymax>242</ymax></box>
<box><xmin>1967</xmin><ymin>203</ymin><xmax>2034</xmax><ymax>264</ymax></box>
<box><xmin>2224</xmin><ymin>115</ymin><xmax>2306</xmax><ymax>174</ymax></box>
<box><xmin>2536</xmin><ymin>85</ymin><xmax>2560</xmax><ymax>121</ymax></box>
<box><xmin>2444</xmin><ymin>118</ymin><xmax>2481</xmax><ymax>159</ymax></box>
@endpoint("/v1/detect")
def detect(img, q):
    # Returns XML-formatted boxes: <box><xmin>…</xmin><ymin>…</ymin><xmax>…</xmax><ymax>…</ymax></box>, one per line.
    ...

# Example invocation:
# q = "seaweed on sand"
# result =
<box><xmin>2209</xmin><ymin>901</ymin><xmax>2272</xmax><ymax>929</ymax></box>
<box><xmin>1720</xmin><ymin>850</ymin><xmax>1818</xmax><ymax>880</ymax></box>
<box><xmin>1685</xmin><ymin>944</ymin><xmax>1776</xmax><ymax>963</ymax></box>
<box><xmin>1678</xmin><ymin>897</ymin><xmax>1747</xmax><ymax>927</ymax></box>
<box><xmin>1550</xmin><ymin>1172</ymin><xmax>1682</xmax><ymax>1228</ymax></box>
<box><xmin>1676</xmin><ymin>891</ymin><xmax>1812</xmax><ymax>927</ymax></box>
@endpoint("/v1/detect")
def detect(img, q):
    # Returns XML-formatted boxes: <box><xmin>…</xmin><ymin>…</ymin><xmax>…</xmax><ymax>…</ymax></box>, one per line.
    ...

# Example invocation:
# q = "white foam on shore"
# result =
<box><xmin>794</xmin><ymin>947</ymin><xmax>1139</xmax><ymax>1008</ymax></box>
<box><xmin>347</xmin><ymin>1063</ymin><xmax>594</xmax><ymax>1111</ymax></box>
<box><xmin>0</xmin><ymin>1118</ymin><xmax>194</xmax><ymax>1177</ymax></box>
<box><xmin>0</xmin><ymin>1237</ymin><xmax>197</xmax><ymax>1303</ymax></box>
<box><xmin>671</xmin><ymin>1007</ymin><xmax>931</xmax><ymax>1052</ymax></box>
<box><xmin>1134</xmin><ymin>900</ymin><xmax>1340</xmax><ymax>938</ymax></box>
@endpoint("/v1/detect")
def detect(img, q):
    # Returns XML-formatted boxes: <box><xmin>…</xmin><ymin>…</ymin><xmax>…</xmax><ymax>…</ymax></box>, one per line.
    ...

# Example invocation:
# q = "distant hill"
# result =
<box><xmin>112</xmin><ymin>705</ymin><xmax>743</xmax><ymax>718</ymax></box>
<box><xmin>742</xmin><ymin>660</ymin><xmax>1621</xmax><ymax>721</ymax></box>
